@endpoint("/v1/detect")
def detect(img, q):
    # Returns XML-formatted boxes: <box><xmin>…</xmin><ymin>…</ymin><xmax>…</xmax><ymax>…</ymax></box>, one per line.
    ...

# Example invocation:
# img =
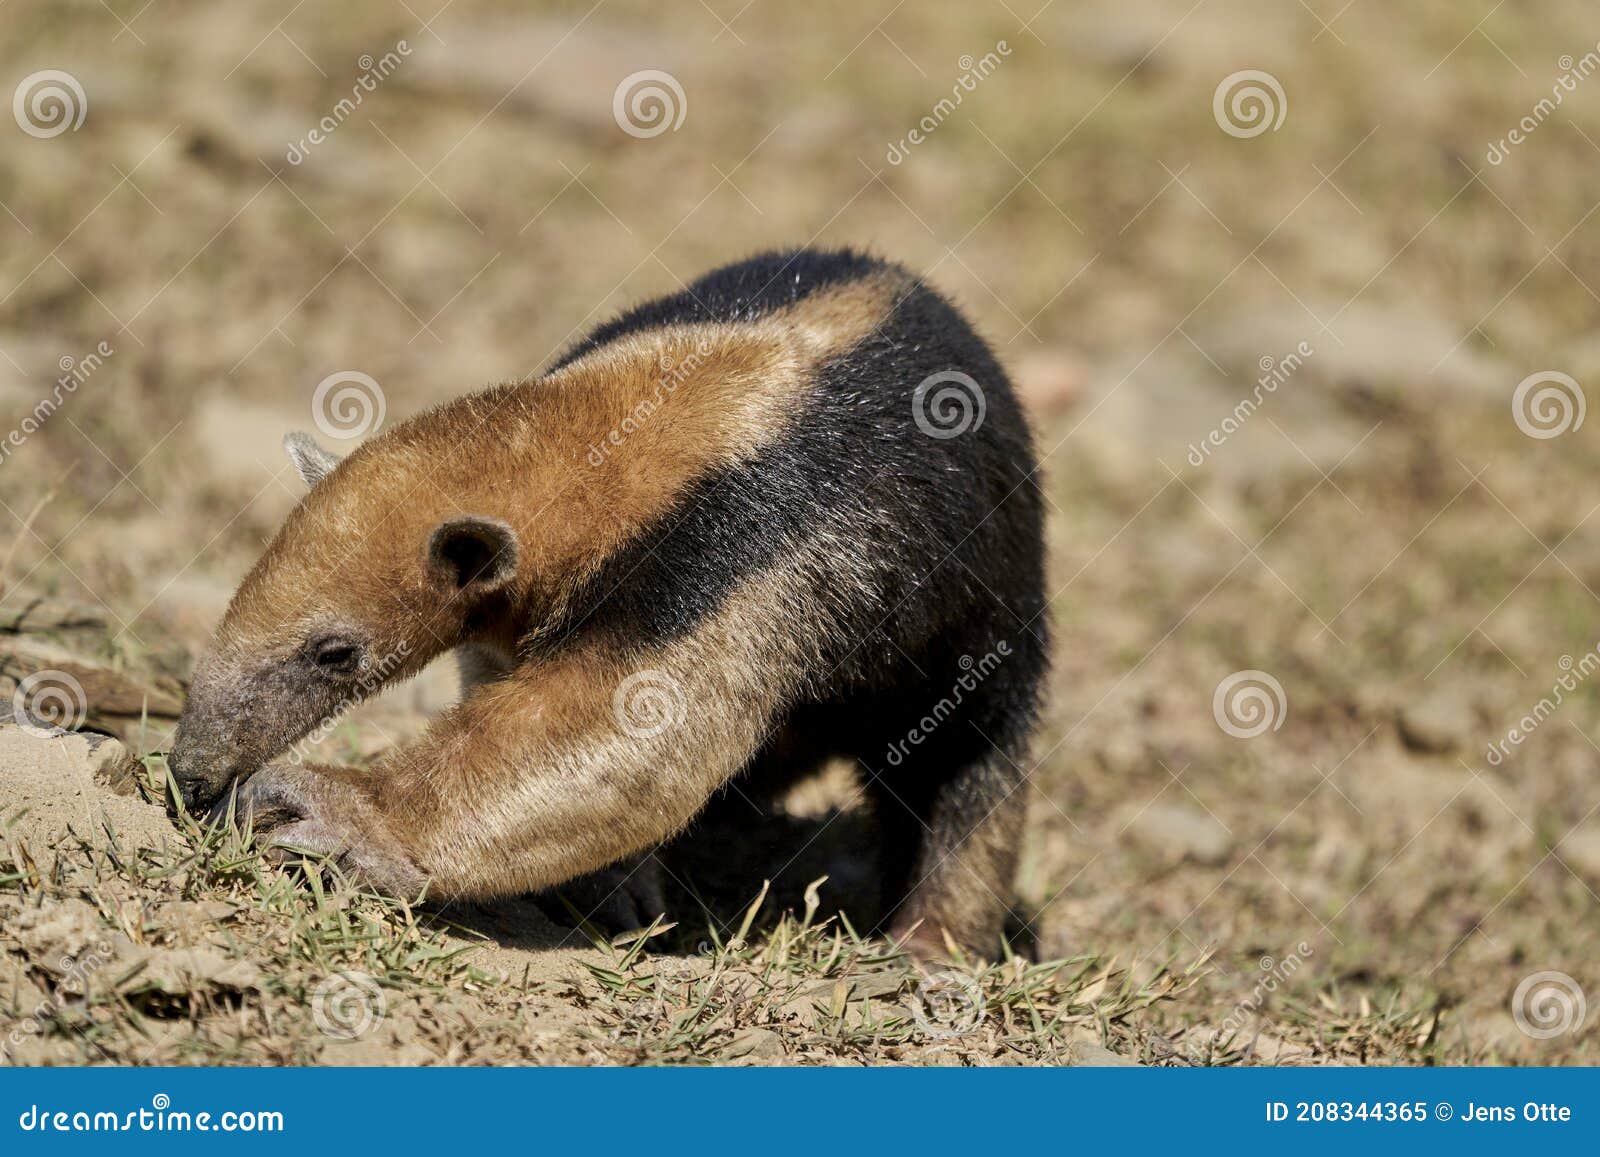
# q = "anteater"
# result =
<box><xmin>167</xmin><ymin>248</ymin><xmax>1049</xmax><ymax>957</ymax></box>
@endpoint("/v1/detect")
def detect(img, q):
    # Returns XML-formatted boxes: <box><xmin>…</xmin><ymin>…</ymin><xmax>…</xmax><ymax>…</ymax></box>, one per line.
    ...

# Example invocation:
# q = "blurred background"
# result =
<box><xmin>2</xmin><ymin>0</ymin><xmax>1597</xmax><ymax>1062</ymax></box>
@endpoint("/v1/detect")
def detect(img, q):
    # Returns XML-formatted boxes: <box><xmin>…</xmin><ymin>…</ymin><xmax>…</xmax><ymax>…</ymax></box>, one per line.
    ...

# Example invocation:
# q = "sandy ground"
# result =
<box><xmin>3</xmin><ymin>0</ymin><xmax>1599</xmax><ymax>1063</ymax></box>
<box><xmin>1</xmin><ymin>719</ymin><xmax>1160</xmax><ymax>1066</ymax></box>
<box><xmin>0</xmin><ymin>721</ymin><xmax>600</xmax><ymax>1066</ymax></box>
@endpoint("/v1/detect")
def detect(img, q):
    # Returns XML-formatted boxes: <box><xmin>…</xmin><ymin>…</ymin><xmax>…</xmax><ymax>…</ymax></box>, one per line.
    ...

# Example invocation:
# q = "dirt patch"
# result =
<box><xmin>0</xmin><ymin>727</ymin><xmax>167</xmax><ymax>852</ymax></box>
<box><xmin>1</xmin><ymin>716</ymin><xmax>1176</xmax><ymax>1066</ymax></box>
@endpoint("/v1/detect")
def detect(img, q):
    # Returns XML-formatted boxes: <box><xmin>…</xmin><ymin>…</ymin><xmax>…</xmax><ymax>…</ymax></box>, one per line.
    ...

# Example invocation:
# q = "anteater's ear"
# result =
<box><xmin>283</xmin><ymin>432</ymin><xmax>343</xmax><ymax>489</ymax></box>
<box><xmin>427</xmin><ymin>516</ymin><xmax>520</xmax><ymax>594</ymax></box>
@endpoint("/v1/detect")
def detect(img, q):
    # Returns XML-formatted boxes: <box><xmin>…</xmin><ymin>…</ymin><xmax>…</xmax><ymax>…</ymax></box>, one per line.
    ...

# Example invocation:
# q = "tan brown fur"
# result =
<box><xmin>223</xmin><ymin>272</ymin><xmax>905</xmax><ymax>659</ymax></box>
<box><xmin>375</xmin><ymin>566</ymin><xmax>824</xmax><ymax>899</ymax></box>
<box><xmin>888</xmin><ymin>778</ymin><xmax>1026</xmax><ymax>958</ymax></box>
<box><xmin>177</xmin><ymin>277</ymin><xmax>903</xmax><ymax>903</ymax></box>
<box><xmin>211</xmin><ymin>541</ymin><xmax>848</xmax><ymax>909</ymax></box>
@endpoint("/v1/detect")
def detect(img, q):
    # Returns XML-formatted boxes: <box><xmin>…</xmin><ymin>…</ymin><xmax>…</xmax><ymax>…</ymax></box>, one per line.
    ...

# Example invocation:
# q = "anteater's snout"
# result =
<box><xmin>165</xmin><ymin>732</ymin><xmax>232</xmax><ymax>814</ymax></box>
<box><xmin>164</xmin><ymin>745</ymin><xmax>204</xmax><ymax>811</ymax></box>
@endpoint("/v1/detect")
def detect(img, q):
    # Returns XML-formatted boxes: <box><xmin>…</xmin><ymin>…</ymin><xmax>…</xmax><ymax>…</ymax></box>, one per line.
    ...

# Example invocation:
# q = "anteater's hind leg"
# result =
<box><xmin>865</xmin><ymin>746</ymin><xmax>1027</xmax><ymax>959</ymax></box>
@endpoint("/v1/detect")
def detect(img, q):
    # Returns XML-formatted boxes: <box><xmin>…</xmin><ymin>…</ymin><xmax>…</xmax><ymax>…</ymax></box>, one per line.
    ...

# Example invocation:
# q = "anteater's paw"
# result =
<box><xmin>215</xmin><ymin>763</ymin><xmax>428</xmax><ymax>901</ymax></box>
<box><xmin>543</xmin><ymin>853</ymin><xmax>669</xmax><ymax>939</ymax></box>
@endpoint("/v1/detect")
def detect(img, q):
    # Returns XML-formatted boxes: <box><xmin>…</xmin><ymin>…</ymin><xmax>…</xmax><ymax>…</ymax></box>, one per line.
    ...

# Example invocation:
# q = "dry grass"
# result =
<box><xmin>4</xmin><ymin>758</ymin><xmax>1204</xmax><ymax>1065</ymax></box>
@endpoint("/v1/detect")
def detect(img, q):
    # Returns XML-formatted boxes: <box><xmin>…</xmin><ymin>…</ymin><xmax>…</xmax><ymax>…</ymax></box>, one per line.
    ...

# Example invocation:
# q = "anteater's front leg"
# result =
<box><xmin>213</xmin><ymin>761</ymin><xmax>429</xmax><ymax>898</ymax></box>
<box><xmin>227</xmin><ymin>646</ymin><xmax>770</xmax><ymax>906</ymax></box>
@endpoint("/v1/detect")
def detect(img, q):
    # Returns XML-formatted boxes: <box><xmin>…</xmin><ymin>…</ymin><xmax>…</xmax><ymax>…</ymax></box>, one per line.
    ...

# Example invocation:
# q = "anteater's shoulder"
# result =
<box><xmin>551</xmin><ymin>247</ymin><xmax>915</xmax><ymax>369</ymax></box>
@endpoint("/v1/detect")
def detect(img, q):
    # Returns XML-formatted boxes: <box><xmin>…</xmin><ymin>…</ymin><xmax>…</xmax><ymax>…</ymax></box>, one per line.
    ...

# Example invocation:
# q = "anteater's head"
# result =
<box><xmin>167</xmin><ymin>426</ymin><xmax>525</xmax><ymax>811</ymax></box>
<box><xmin>167</xmin><ymin>328</ymin><xmax>798</xmax><ymax>811</ymax></box>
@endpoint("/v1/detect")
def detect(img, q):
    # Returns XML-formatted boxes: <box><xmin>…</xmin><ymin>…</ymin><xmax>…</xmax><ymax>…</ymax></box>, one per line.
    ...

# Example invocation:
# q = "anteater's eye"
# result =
<box><xmin>309</xmin><ymin>639</ymin><xmax>362</xmax><ymax>675</ymax></box>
